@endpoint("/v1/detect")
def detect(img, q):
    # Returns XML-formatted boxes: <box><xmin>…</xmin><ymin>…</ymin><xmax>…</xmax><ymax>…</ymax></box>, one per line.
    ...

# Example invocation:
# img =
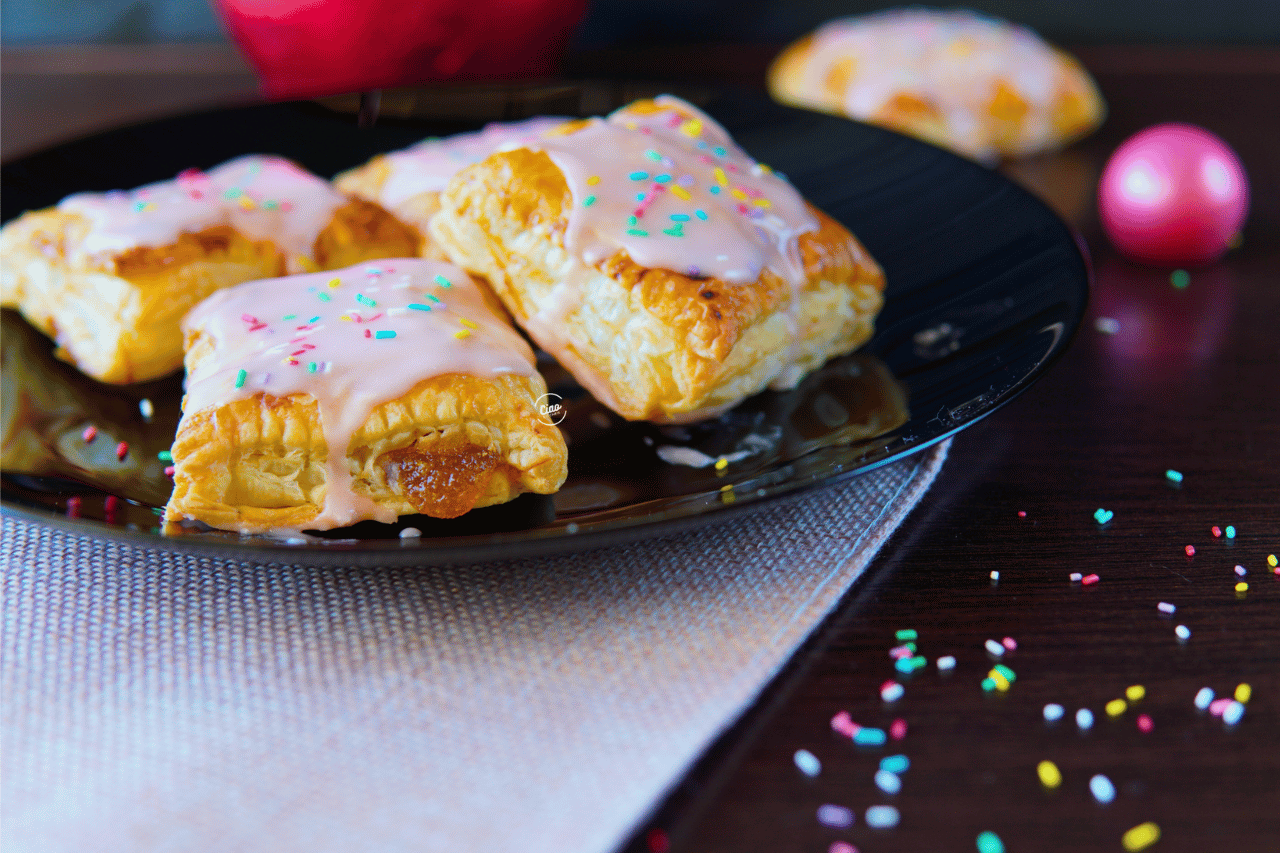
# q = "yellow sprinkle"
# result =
<box><xmin>586</xmin><ymin>175</ymin><xmax>600</xmax><ymax>185</ymax></box>
<box><xmin>454</xmin><ymin>329</ymin><xmax>470</xmax><ymax>339</ymax></box>
<box><xmin>719</xmin><ymin>484</ymin><xmax>732</xmax><ymax>492</ymax></box>
<box><xmin>1235</xmin><ymin>581</ymin><xmax>1249</xmax><ymax>593</ymax></box>
<box><xmin>340</xmin><ymin>315</ymin><xmax>351</xmax><ymax>322</ymax></box>
<box><xmin>730</xmin><ymin>189</ymin><xmax>748</xmax><ymax>201</ymax></box>
<box><xmin>752</xmin><ymin>198</ymin><xmax>772</xmax><ymax>208</ymax></box>
<box><xmin>1122</xmin><ymin>821</ymin><xmax>1161</xmax><ymax>851</ymax></box>
<box><xmin>1269</xmin><ymin>554</ymin><xmax>1278</xmax><ymax>567</ymax></box>
<box><xmin>328</xmin><ymin>277</ymin><xmax>341</xmax><ymax>288</ymax></box>
<box><xmin>758</xmin><ymin>163</ymin><xmax>773</xmax><ymax>174</ymax></box>
<box><xmin>714</xmin><ymin>457</ymin><xmax>728</xmax><ymax>471</ymax></box>
<box><xmin>1235</xmin><ymin>683</ymin><xmax>1252</xmax><ymax>703</ymax></box>
<box><xmin>624</xmin><ymin>121</ymin><xmax>637</xmax><ymax>131</ymax></box>
<box><xmin>680</xmin><ymin>118</ymin><xmax>702</xmax><ymax>137</ymax></box>
<box><xmin>988</xmin><ymin>669</ymin><xmax>1010</xmax><ymax>692</ymax></box>
<box><xmin>714</xmin><ymin>167</ymin><xmax>728</xmax><ymax>186</ymax></box>
<box><xmin>238</xmin><ymin>196</ymin><xmax>256</xmax><ymax>210</ymax></box>
<box><xmin>1036</xmin><ymin>760</ymin><xmax>1062</xmax><ymax>789</ymax></box>
<box><xmin>459</xmin><ymin>317</ymin><xmax>479</xmax><ymax>329</ymax></box>
<box><xmin>670</xmin><ymin>185</ymin><xmax>692</xmax><ymax>201</ymax></box>
<box><xmin>1106</xmin><ymin>698</ymin><xmax>1127</xmax><ymax>717</ymax></box>
<box><xmin>1126</xmin><ymin>685</ymin><xmax>1146</xmax><ymax>702</ymax></box>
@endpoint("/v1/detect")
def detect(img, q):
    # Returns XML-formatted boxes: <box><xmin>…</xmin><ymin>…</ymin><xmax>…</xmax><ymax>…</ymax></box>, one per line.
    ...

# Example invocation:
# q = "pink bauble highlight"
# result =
<box><xmin>1098</xmin><ymin>124</ymin><xmax>1248</xmax><ymax>266</ymax></box>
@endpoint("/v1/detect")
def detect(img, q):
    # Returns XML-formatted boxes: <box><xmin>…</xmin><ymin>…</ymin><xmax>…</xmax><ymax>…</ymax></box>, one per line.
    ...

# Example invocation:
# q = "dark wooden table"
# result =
<box><xmin>3</xmin><ymin>43</ymin><xmax>1277</xmax><ymax>853</ymax></box>
<box><xmin>612</xmin><ymin>47</ymin><xmax>1280</xmax><ymax>853</ymax></box>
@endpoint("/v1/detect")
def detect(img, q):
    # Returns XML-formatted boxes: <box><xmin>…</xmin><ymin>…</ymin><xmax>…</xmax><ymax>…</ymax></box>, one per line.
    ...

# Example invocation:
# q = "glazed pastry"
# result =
<box><xmin>429</xmin><ymin>96</ymin><xmax>885</xmax><ymax>423</ymax></box>
<box><xmin>0</xmin><ymin>155</ymin><xmax>419</xmax><ymax>384</ymax></box>
<box><xmin>768</xmin><ymin>8</ymin><xmax>1105</xmax><ymax>162</ymax></box>
<box><xmin>333</xmin><ymin>117</ymin><xmax>564</xmax><ymax>254</ymax></box>
<box><xmin>164</xmin><ymin>258</ymin><xmax>567</xmax><ymax>534</ymax></box>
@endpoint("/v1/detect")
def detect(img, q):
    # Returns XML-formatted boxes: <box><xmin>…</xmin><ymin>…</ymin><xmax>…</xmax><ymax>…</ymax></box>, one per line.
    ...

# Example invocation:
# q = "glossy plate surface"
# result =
<box><xmin>0</xmin><ymin>87</ymin><xmax>1088</xmax><ymax>565</ymax></box>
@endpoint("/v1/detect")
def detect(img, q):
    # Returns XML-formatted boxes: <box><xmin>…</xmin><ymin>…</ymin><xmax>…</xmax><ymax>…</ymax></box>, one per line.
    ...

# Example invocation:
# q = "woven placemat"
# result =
<box><xmin>2</xmin><ymin>440</ymin><xmax>947</xmax><ymax>853</ymax></box>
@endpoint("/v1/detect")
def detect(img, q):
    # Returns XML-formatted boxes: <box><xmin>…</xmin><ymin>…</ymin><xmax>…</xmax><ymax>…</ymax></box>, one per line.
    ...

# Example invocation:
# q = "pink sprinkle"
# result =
<box><xmin>115</xmin><ymin>441</ymin><xmax>129</xmax><ymax>461</ymax></box>
<box><xmin>889</xmin><ymin>718</ymin><xmax>907</xmax><ymax>740</ymax></box>
<box><xmin>104</xmin><ymin>495</ymin><xmax>119</xmax><ymax>513</ymax></box>
<box><xmin>164</xmin><ymin>465</ymin><xmax>175</xmax><ymax>477</ymax></box>
<box><xmin>1185</xmin><ymin>545</ymin><xmax>1196</xmax><ymax>557</ymax></box>
<box><xmin>830</xmin><ymin>711</ymin><xmax>859</xmax><ymax>738</ymax></box>
<box><xmin>66</xmin><ymin>496</ymin><xmax>81</xmax><ymax>518</ymax></box>
<box><xmin>364</xmin><ymin>329</ymin><xmax>372</xmax><ymax>338</ymax></box>
<box><xmin>1212</xmin><ymin>526</ymin><xmax>1222</xmax><ymax>538</ymax></box>
<box><xmin>1137</xmin><ymin>714</ymin><xmax>1153</xmax><ymax>732</ymax></box>
<box><xmin>82</xmin><ymin>425</ymin><xmax>98</xmax><ymax>443</ymax></box>
<box><xmin>1017</xmin><ymin>510</ymin><xmax>1027</xmax><ymax>517</ymax></box>
<box><xmin>829</xmin><ymin>843</ymin><xmax>860</xmax><ymax>853</ymax></box>
<box><xmin>889</xmin><ymin>644</ymin><xmax>915</xmax><ymax>659</ymax></box>
<box><xmin>1082</xmin><ymin>573</ymin><xmax>1101</xmax><ymax>585</ymax></box>
<box><xmin>1002</xmin><ymin>636</ymin><xmax>1017</xmax><ymax>651</ymax></box>
<box><xmin>1209</xmin><ymin>697</ymin><xmax>1232</xmax><ymax>716</ymax></box>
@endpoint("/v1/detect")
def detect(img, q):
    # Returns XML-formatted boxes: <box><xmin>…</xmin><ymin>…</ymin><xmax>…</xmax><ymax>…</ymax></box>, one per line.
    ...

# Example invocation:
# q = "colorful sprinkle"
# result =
<box><xmin>1082</xmin><ymin>574</ymin><xmax>1101</xmax><ymax>586</ymax></box>
<box><xmin>937</xmin><ymin>655</ymin><xmax>957</xmax><ymax>670</ymax></box>
<box><xmin>328</xmin><ymin>277</ymin><xmax>341</xmax><ymax>288</ymax></box>
<box><xmin>627</xmin><ymin>228</ymin><xmax>649</xmax><ymax>237</ymax></box>
<box><xmin>817</xmin><ymin>804</ymin><xmax>855</xmax><ymax>828</ymax></box>
<box><xmin>1225</xmin><ymin>525</ymin><xmax>1236</xmax><ymax>538</ymax></box>
<box><xmin>1194</xmin><ymin>687</ymin><xmax>1215</xmax><ymax>710</ymax></box>
<box><xmin>1271</xmin><ymin>555</ymin><xmax>1279</xmax><ymax>568</ymax></box>
<box><xmin>889</xmin><ymin>719</ymin><xmax>907</xmax><ymax>740</ymax></box>
<box><xmin>408</xmin><ymin>303</ymin><xmax>432</xmax><ymax>311</ymax></box>
<box><xmin>1165</xmin><ymin>469</ymin><xmax>1183</xmax><ymax>483</ymax></box>
<box><xmin>1235</xmin><ymin>683</ymin><xmax>1252</xmax><ymax>703</ymax></box>
<box><xmin>828</xmin><ymin>843</ymin><xmax>857</xmax><ymax>853</ymax></box>
<box><xmin>1095</xmin><ymin>316</ymin><xmax>1121</xmax><ymax>334</ymax></box>
<box><xmin>990</xmin><ymin>570</ymin><xmax>1000</xmax><ymax>581</ymax></box>
<box><xmin>164</xmin><ymin>465</ymin><xmax>175</xmax><ymax>477</ymax></box>
<box><xmin>1090</xmin><ymin>773</ymin><xmax>1116</xmax><ymax>803</ymax></box>
<box><xmin>874</xmin><ymin>769</ymin><xmax>902</xmax><ymax>794</ymax></box>
<box><xmin>1137</xmin><ymin>713</ymin><xmax>1154</xmax><ymax>732</ymax></box>
<box><xmin>1094</xmin><ymin>507</ymin><xmax>1113</xmax><ymax>524</ymax></box>
<box><xmin>670</xmin><ymin>185</ymin><xmax>692</xmax><ymax>201</ymax></box>
<box><xmin>1122</xmin><ymin>822</ymin><xmax>1161</xmax><ymax>851</ymax></box>
<box><xmin>139</xmin><ymin>398</ymin><xmax>154</xmax><ymax>420</ymax></box>
<box><xmin>307</xmin><ymin>362</ymin><xmax>317</xmax><ymax>373</ymax></box>
<box><xmin>355</xmin><ymin>294</ymin><xmax>376</xmax><ymax>307</ymax></box>
<box><xmin>1076</xmin><ymin>708</ymin><xmax>1094</xmax><ymax>729</ymax></box>
<box><xmin>880</xmin><ymin>755</ymin><xmax>909</xmax><ymax>774</ymax></box>
<box><xmin>454</xmin><ymin>330</ymin><xmax>470</xmax><ymax>340</ymax></box>
<box><xmin>1070</xmin><ymin>572</ymin><xmax>1083</xmax><ymax>582</ymax></box>
<box><xmin>583</xmin><ymin>195</ymin><xmax>597</xmax><ymax>207</ymax></box>
<box><xmin>1235</xmin><ymin>581</ymin><xmax>1249</xmax><ymax>593</ymax></box>
<box><xmin>880</xmin><ymin>681</ymin><xmax>905</xmax><ymax>702</ymax></box>
<box><xmin>794</xmin><ymin>748</ymin><xmax>822</xmax><ymax>777</ymax></box>
<box><xmin>984</xmin><ymin>639</ymin><xmax>1005</xmax><ymax>657</ymax></box>
<box><xmin>830</xmin><ymin>711</ymin><xmax>858</xmax><ymax>737</ymax></box>
<box><xmin>1157</xmin><ymin>602</ymin><xmax>1176</xmax><ymax>614</ymax></box>
<box><xmin>374</xmin><ymin>330</ymin><xmax>395</xmax><ymax>340</ymax></box>
<box><xmin>1106</xmin><ymin>698</ymin><xmax>1128</xmax><ymax>717</ymax></box>
<box><xmin>1001</xmin><ymin>636</ymin><xmax>1017</xmax><ymax>651</ymax></box>
<box><xmin>853</xmin><ymin>727</ymin><xmax>887</xmax><ymax>746</ymax></box>
<box><xmin>115</xmin><ymin>441</ymin><xmax>129</xmax><ymax>461</ymax></box>
<box><xmin>433</xmin><ymin>274</ymin><xmax>452</xmax><ymax>288</ymax></box>
<box><xmin>1043</xmin><ymin>703</ymin><xmax>1065</xmax><ymax>722</ymax></box>
<box><xmin>458</xmin><ymin>318</ymin><xmax>479</xmax><ymax>330</ymax></box>
<box><xmin>1126</xmin><ymin>685</ymin><xmax>1146</xmax><ymax>702</ymax></box>
<box><xmin>628</xmin><ymin>171</ymin><xmax>649</xmax><ymax>181</ymax></box>
<box><xmin>1175</xmin><ymin>625</ymin><xmax>1191</xmax><ymax>640</ymax></box>
<box><xmin>1171</xmin><ymin>269</ymin><xmax>1191</xmax><ymax>288</ymax></box>
<box><xmin>895</xmin><ymin>629</ymin><xmax>918</xmax><ymax>642</ymax></box>
<box><xmin>82</xmin><ymin>425</ymin><xmax>98</xmax><ymax>443</ymax></box>
<box><xmin>1223</xmin><ymin>700</ymin><xmax>1245</xmax><ymax>725</ymax></box>
<box><xmin>1037</xmin><ymin>760</ymin><xmax>1062</xmax><ymax>789</ymax></box>
<box><xmin>976</xmin><ymin>830</ymin><xmax>1005</xmax><ymax>853</ymax></box>
<box><xmin>1185</xmin><ymin>545</ymin><xmax>1196</xmax><ymax>557</ymax></box>
<box><xmin>586</xmin><ymin>175</ymin><xmax>600</xmax><ymax>185</ymax></box>
<box><xmin>865</xmin><ymin>805</ymin><xmax>899</xmax><ymax>829</ymax></box>
<box><xmin>695</xmin><ymin>209</ymin><xmax>708</xmax><ymax>220</ymax></box>
<box><xmin>66</xmin><ymin>496</ymin><xmax>81</xmax><ymax>518</ymax></box>
<box><xmin>235</xmin><ymin>369</ymin><xmax>247</xmax><ymax>388</ymax></box>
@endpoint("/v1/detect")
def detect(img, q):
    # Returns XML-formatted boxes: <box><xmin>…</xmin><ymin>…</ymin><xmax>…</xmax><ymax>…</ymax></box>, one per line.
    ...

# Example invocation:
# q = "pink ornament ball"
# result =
<box><xmin>1098</xmin><ymin>123</ymin><xmax>1248</xmax><ymax>266</ymax></box>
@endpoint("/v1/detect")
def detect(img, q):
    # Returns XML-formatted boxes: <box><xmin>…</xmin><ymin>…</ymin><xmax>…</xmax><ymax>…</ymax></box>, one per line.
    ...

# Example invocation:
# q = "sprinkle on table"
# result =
<box><xmin>1090</xmin><ymin>773</ymin><xmax>1116</xmax><ymax>803</ymax></box>
<box><xmin>1235</xmin><ymin>683</ymin><xmax>1252</xmax><ymax>703</ymax></box>
<box><xmin>1165</xmin><ymin>468</ymin><xmax>1183</xmax><ymax>483</ymax></box>
<box><xmin>1106</xmin><ymin>698</ymin><xmax>1128</xmax><ymax>717</ymax></box>
<box><xmin>1126</xmin><ymin>684</ymin><xmax>1146</xmax><ymax>702</ymax></box>
<box><xmin>1043</xmin><ymin>703</ymin><xmax>1065</xmax><ymax>722</ymax></box>
<box><xmin>817</xmin><ymin>804</ymin><xmax>854</xmax><ymax>828</ymax></box>
<box><xmin>793</xmin><ymin>748</ymin><xmax>821</xmax><ymax>777</ymax></box>
<box><xmin>865</xmin><ymin>805</ymin><xmax>899</xmax><ymax>829</ymax></box>
<box><xmin>1122</xmin><ymin>822</ymin><xmax>1161</xmax><ymax>851</ymax></box>
<box><xmin>976</xmin><ymin>830</ymin><xmax>1005</xmax><ymax>853</ymax></box>
<box><xmin>157</xmin><ymin>450</ymin><xmax>173</xmax><ymax>462</ymax></box>
<box><xmin>1175</xmin><ymin>625</ymin><xmax>1191</xmax><ymax>640</ymax></box>
<box><xmin>880</xmin><ymin>754</ymin><xmax>909</xmax><ymax>774</ymax></box>
<box><xmin>1094</xmin><ymin>507</ymin><xmax>1114</xmax><ymax>524</ymax></box>
<box><xmin>1076</xmin><ymin>708</ymin><xmax>1094</xmax><ymax>730</ymax></box>
<box><xmin>1037</xmin><ymin>760</ymin><xmax>1062</xmax><ymax>789</ymax></box>
<box><xmin>1157</xmin><ymin>602</ymin><xmax>1176</xmax><ymax>614</ymax></box>
<box><xmin>1194</xmin><ymin>687</ymin><xmax>1215</xmax><ymax>710</ymax></box>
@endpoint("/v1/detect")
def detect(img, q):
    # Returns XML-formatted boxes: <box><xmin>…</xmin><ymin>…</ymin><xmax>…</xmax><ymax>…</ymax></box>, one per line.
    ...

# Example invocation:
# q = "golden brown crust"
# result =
<box><xmin>430</xmin><ymin>139</ymin><xmax>885</xmax><ymax>423</ymax></box>
<box><xmin>164</xmin><ymin>371</ymin><xmax>568</xmax><ymax>532</ymax></box>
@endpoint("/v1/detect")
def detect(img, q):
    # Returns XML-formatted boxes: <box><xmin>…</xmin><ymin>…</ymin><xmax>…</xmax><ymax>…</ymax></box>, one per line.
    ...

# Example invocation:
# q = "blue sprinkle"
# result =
<box><xmin>670</xmin><ymin>214</ymin><xmax>690</xmax><ymax>221</ymax></box>
<box><xmin>695</xmin><ymin>209</ymin><xmax>708</xmax><ymax>220</ymax></box>
<box><xmin>375</xmin><ymin>330</ymin><xmax>396</xmax><ymax>339</ymax></box>
<box><xmin>433</xmin><ymin>274</ymin><xmax>452</xmax><ymax>288</ymax></box>
<box><xmin>308</xmin><ymin>316</ymin><xmax>320</xmax><ymax>324</ymax></box>
<box><xmin>636</xmin><ymin>192</ymin><xmax>647</xmax><ymax>201</ymax></box>
<box><xmin>355</xmin><ymin>294</ymin><xmax>376</xmax><ymax>307</ymax></box>
<box><xmin>709</xmin><ymin>186</ymin><xmax>721</xmax><ymax>194</ymax></box>
<box><xmin>628</xmin><ymin>171</ymin><xmax>649</xmax><ymax>181</ymax></box>
<box><xmin>407</xmin><ymin>303</ymin><xmax>432</xmax><ymax>311</ymax></box>
<box><xmin>654</xmin><ymin>174</ymin><xmax>671</xmax><ymax>183</ymax></box>
<box><xmin>853</xmin><ymin>727</ymin><xmax>887</xmax><ymax>746</ymax></box>
<box><xmin>879</xmin><ymin>754</ymin><xmax>910</xmax><ymax>774</ymax></box>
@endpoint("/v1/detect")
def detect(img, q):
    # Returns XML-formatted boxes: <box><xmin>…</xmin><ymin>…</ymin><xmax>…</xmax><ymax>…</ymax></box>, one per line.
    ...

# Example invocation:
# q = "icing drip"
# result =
<box><xmin>179</xmin><ymin>258</ymin><xmax>536</xmax><ymax>531</ymax></box>
<box><xmin>379</xmin><ymin>117</ymin><xmax>565</xmax><ymax>207</ymax></box>
<box><xmin>58</xmin><ymin>155</ymin><xmax>345</xmax><ymax>266</ymax></box>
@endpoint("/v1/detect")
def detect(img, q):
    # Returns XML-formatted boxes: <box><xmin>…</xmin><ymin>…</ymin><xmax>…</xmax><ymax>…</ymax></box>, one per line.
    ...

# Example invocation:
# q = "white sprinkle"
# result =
<box><xmin>1175</xmin><ymin>625</ymin><xmax>1191</xmax><ymax>641</ymax></box>
<box><xmin>1235</xmin><ymin>564</ymin><xmax>1247</xmax><ymax>576</ymax></box>
<box><xmin>1076</xmin><ymin>708</ymin><xmax>1094</xmax><ymax>730</ymax></box>
<box><xmin>1223</xmin><ymin>700</ymin><xmax>1245</xmax><ymax>726</ymax></box>
<box><xmin>990</xmin><ymin>570</ymin><xmax>1000</xmax><ymax>580</ymax></box>
<box><xmin>881</xmin><ymin>681</ymin><xmax>905</xmax><ymax>702</ymax></box>
<box><xmin>566</xmin><ymin>522</ymin><xmax>580</xmax><ymax>534</ymax></box>
<box><xmin>1043</xmin><ymin>703</ymin><xmax>1065</xmax><ymax>722</ymax></box>
<box><xmin>399</xmin><ymin>527</ymin><xmax>422</xmax><ymax>539</ymax></box>
<box><xmin>1095</xmin><ymin>316</ymin><xmax>1121</xmax><ymax>334</ymax></box>
<box><xmin>1157</xmin><ymin>602</ymin><xmax>1176</xmax><ymax>614</ymax></box>
<box><xmin>1089</xmin><ymin>774</ymin><xmax>1116</xmax><ymax>803</ymax></box>
<box><xmin>817</xmin><ymin>804</ymin><xmax>854</xmax><ymax>828</ymax></box>
<box><xmin>984</xmin><ymin>639</ymin><xmax>1005</xmax><ymax>657</ymax></box>
<box><xmin>865</xmin><ymin>805</ymin><xmax>900</xmax><ymax>829</ymax></box>
<box><xmin>1194</xmin><ymin>687</ymin><xmax>1215</xmax><ymax>709</ymax></box>
<box><xmin>138</xmin><ymin>398</ymin><xmax>154</xmax><ymax>420</ymax></box>
<box><xmin>937</xmin><ymin>655</ymin><xmax>957</xmax><ymax>671</ymax></box>
<box><xmin>284</xmin><ymin>536</ymin><xmax>308</xmax><ymax>545</ymax></box>
<box><xmin>874</xmin><ymin>770</ymin><xmax>902</xmax><ymax>794</ymax></box>
<box><xmin>794</xmin><ymin>749</ymin><xmax>822</xmax><ymax>777</ymax></box>
<box><xmin>1070</xmin><ymin>572</ymin><xmax>1083</xmax><ymax>582</ymax></box>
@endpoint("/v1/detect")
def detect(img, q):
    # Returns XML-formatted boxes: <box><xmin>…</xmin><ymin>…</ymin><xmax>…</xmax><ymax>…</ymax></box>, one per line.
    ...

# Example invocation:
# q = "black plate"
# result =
<box><xmin>0</xmin><ymin>86</ymin><xmax>1088</xmax><ymax>565</ymax></box>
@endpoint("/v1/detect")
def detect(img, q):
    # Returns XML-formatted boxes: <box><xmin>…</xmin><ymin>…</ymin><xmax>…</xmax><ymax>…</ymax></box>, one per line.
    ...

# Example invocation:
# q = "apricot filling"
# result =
<box><xmin>383</xmin><ymin>444</ymin><xmax>508</xmax><ymax>519</ymax></box>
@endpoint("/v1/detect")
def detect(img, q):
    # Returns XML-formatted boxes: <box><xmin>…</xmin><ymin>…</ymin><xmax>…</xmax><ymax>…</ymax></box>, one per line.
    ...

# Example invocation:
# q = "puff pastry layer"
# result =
<box><xmin>768</xmin><ymin>8</ymin><xmax>1104</xmax><ymax>161</ymax></box>
<box><xmin>0</xmin><ymin>156</ymin><xmax>418</xmax><ymax>384</ymax></box>
<box><xmin>430</xmin><ymin>97</ymin><xmax>885</xmax><ymax>423</ymax></box>
<box><xmin>164</xmin><ymin>259</ymin><xmax>567</xmax><ymax>534</ymax></box>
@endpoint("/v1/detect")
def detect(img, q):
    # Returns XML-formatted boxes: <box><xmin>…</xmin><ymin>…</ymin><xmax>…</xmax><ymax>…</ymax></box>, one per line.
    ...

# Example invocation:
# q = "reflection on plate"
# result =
<box><xmin>0</xmin><ymin>87</ymin><xmax>1088</xmax><ymax>565</ymax></box>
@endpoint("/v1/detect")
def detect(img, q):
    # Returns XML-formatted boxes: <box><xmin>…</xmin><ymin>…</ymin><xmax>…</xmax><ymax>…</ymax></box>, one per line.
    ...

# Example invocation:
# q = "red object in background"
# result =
<box><xmin>214</xmin><ymin>0</ymin><xmax>589</xmax><ymax>100</ymax></box>
<box><xmin>1097</xmin><ymin>123</ymin><xmax>1249</xmax><ymax>267</ymax></box>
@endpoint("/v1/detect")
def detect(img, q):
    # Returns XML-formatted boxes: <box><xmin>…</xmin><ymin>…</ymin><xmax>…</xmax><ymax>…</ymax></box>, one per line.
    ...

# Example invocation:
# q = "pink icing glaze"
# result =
<box><xmin>58</xmin><ymin>155</ymin><xmax>345</xmax><ymax>267</ymax></box>
<box><xmin>528</xmin><ymin>96</ymin><xmax>818</xmax><ymax>287</ymax></box>
<box><xmin>177</xmin><ymin>258</ymin><xmax>536</xmax><ymax>532</ymax></box>
<box><xmin>378</xmin><ymin>116</ymin><xmax>566</xmax><ymax>207</ymax></box>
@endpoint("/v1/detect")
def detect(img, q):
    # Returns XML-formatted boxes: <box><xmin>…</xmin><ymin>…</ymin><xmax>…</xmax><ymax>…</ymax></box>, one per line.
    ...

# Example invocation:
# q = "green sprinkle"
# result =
<box><xmin>427</xmin><ymin>293</ymin><xmax>441</xmax><ymax>304</ymax></box>
<box><xmin>282</xmin><ymin>314</ymin><xmax>296</xmax><ymax>320</ymax></box>
<box><xmin>644</xmin><ymin>149</ymin><xmax>662</xmax><ymax>161</ymax></box>
<box><xmin>408</xmin><ymin>303</ymin><xmax>432</xmax><ymax>311</ymax></box>
<box><xmin>1171</xmin><ymin>269</ymin><xmax>1191</xmax><ymax>288</ymax></box>
<box><xmin>908</xmin><ymin>655</ymin><xmax>927</xmax><ymax>670</ymax></box>
<box><xmin>895</xmin><ymin>629</ymin><xmax>918</xmax><ymax>641</ymax></box>
<box><xmin>662</xmin><ymin>225</ymin><xmax>684</xmax><ymax>237</ymax></box>
<box><xmin>434</xmin><ymin>274</ymin><xmax>453</xmax><ymax>288</ymax></box>
<box><xmin>900</xmin><ymin>642</ymin><xmax>917</xmax><ymax>652</ymax></box>
<box><xmin>583</xmin><ymin>195</ymin><xmax>596</xmax><ymax>207</ymax></box>
<box><xmin>976</xmin><ymin>831</ymin><xmax>1005</xmax><ymax>853</ymax></box>
<box><xmin>626</xmin><ymin>228</ymin><xmax>649</xmax><ymax>237</ymax></box>
<box><xmin>1166</xmin><ymin>469</ymin><xmax>1183</xmax><ymax>483</ymax></box>
<box><xmin>375</xmin><ymin>330</ymin><xmax>396</xmax><ymax>339</ymax></box>
<box><xmin>628</xmin><ymin>171</ymin><xmax>649</xmax><ymax>181</ymax></box>
<box><xmin>157</xmin><ymin>450</ymin><xmax>173</xmax><ymax>462</ymax></box>
<box><xmin>1225</xmin><ymin>525</ymin><xmax>1236</xmax><ymax>538</ymax></box>
<box><xmin>670</xmin><ymin>214</ymin><xmax>690</xmax><ymax>221</ymax></box>
<box><xmin>151</xmin><ymin>507</ymin><xmax>164</xmax><ymax>516</ymax></box>
<box><xmin>355</xmin><ymin>294</ymin><xmax>376</xmax><ymax>307</ymax></box>
<box><xmin>234</xmin><ymin>369</ymin><xmax>247</xmax><ymax>389</ymax></box>
<box><xmin>993</xmin><ymin>664</ymin><xmax>1016</xmax><ymax>682</ymax></box>
<box><xmin>307</xmin><ymin>361</ymin><xmax>318</xmax><ymax>373</ymax></box>
<box><xmin>317</xmin><ymin>292</ymin><xmax>331</xmax><ymax>302</ymax></box>
<box><xmin>981</xmin><ymin>677</ymin><xmax>997</xmax><ymax>692</ymax></box>
<box><xmin>695</xmin><ymin>209</ymin><xmax>708</xmax><ymax>220</ymax></box>
<box><xmin>628</xmin><ymin>215</ymin><xmax>638</xmax><ymax>226</ymax></box>
<box><xmin>222</xmin><ymin>188</ymin><xmax>242</xmax><ymax>199</ymax></box>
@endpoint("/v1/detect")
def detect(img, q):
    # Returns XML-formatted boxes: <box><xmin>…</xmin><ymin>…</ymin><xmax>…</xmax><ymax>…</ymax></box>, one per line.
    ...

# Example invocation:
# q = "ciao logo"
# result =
<box><xmin>535</xmin><ymin>393</ymin><xmax>567</xmax><ymax>426</ymax></box>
